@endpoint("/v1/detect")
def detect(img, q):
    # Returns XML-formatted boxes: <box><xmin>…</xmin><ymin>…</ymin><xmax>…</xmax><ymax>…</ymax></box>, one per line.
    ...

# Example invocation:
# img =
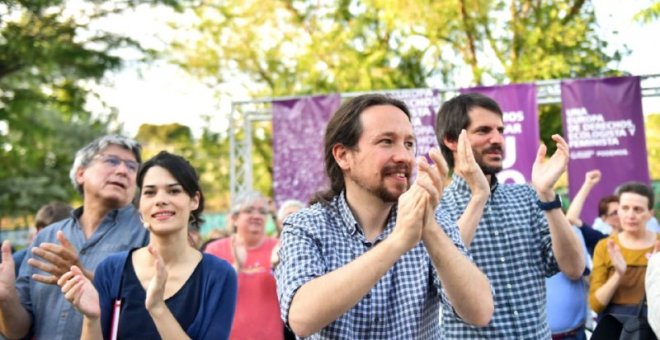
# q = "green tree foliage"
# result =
<box><xmin>0</xmin><ymin>0</ymin><xmax>179</xmax><ymax>220</ymax></box>
<box><xmin>175</xmin><ymin>0</ymin><xmax>439</xmax><ymax>97</ymax></box>
<box><xmin>177</xmin><ymin>0</ymin><xmax>622</xmax><ymax>94</ymax></box>
<box><xmin>196</xmin><ymin>118</ymin><xmax>234</xmax><ymax>210</ymax></box>
<box><xmin>635</xmin><ymin>2</ymin><xmax>660</xmax><ymax>23</ymax></box>
<box><xmin>133</xmin><ymin>119</ymin><xmax>273</xmax><ymax>212</ymax></box>
<box><xmin>172</xmin><ymin>0</ymin><xmax>625</xmax><ymax>197</ymax></box>
<box><xmin>134</xmin><ymin>120</ymin><xmax>235</xmax><ymax>211</ymax></box>
<box><xmin>250</xmin><ymin>121</ymin><xmax>273</xmax><ymax>197</ymax></box>
<box><xmin>538</xmin><ymin>104</ymin><xmax>563</xmax><ymax>155</ymax></box>
<box><xmin>645</xmin><ymin>114</ymin><xmax>660</xmax><ymax>180</ymax></box>
<box><xmin>137</xmin><ymin>123</ymin><xmax>194</xmax><ymax>148</ymax></box>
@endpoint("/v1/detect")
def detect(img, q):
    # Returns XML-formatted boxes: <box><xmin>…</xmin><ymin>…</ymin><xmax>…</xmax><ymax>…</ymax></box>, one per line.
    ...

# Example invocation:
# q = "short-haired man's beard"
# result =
<box><xmin>474</xmin><ymin>145</ymin><xmax>503</xmax><ymax>175</ymax></box>
<box><xmin>479</xmin><ymin>164</ymin><xmax>502</xmax><ymax>176</ymax></box>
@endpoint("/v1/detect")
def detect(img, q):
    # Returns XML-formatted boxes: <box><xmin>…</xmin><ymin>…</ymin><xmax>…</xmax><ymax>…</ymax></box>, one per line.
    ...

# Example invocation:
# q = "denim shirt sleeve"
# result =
<box><xmin>16</xmin><ymin>225</ymin><xmax>62</xmax><ymax>316</ymax></box>
<box><xmin>15</xmin><ymin>249</ymin><xmax>34</xmax><ymax>318</ymax></box>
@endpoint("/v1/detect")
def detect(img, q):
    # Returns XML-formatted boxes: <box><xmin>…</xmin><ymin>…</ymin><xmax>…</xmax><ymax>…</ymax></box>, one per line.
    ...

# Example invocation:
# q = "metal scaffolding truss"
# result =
<box><xmin>229</xmin><ymin>74</ymin><xmax>660</xmax><ymax>204</ymax></box>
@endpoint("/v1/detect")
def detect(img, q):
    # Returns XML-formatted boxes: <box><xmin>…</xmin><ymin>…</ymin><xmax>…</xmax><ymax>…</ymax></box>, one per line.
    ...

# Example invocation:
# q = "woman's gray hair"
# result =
<box><xmin>68</xmin><ymin>135</ymin><xmax>142</xmax><ymax>194</ymax></box>
<box><xmin>230</xmin><ymin>191</ymin><xmax>268</xmax><ymax>215</ymax></box>
<box><xmin>277</xmin><ymin>199</ymin><xmax>306</xmax><ymax>222</ymax></box>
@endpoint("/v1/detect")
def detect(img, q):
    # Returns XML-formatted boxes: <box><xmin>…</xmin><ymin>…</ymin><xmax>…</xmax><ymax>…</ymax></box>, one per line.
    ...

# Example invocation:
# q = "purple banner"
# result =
<box><xmin>460</xmin><ymin>83</ymin><xmax>540</xmax><ymax>184</ymax></box>
<box><xmin>388</xmin><ymin>89</ymin><xmax>441</xmax><ymax>158</ymax></box>
<box><xmin>272</xmin><ymin>94</ymin><xmax>341</xmax><ymax>207</ymax></box>
<box><xmin>561</xmin><ymin>76</ymin><xmax>650</xmax><ymax>225</ymax></box>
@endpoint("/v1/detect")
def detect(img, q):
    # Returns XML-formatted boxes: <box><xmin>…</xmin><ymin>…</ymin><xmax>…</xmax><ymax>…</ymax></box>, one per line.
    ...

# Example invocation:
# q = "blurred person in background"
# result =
<box><xmin>13</xmin><ymin>202</ymin><xmax>73</xmax><ymax>277</ymax></box>
<box><xmin>275</xmin><ymin>199</ymin><xmax>306</xmax><ymax>238</ymax></box>
<box><xmin>272</xmin><ymin>199</ymin><xmax>306</xmax><ymax>340</ymax></box>
<box><xmin>564</xmin><ymin>171</ymin><xmax>606</xmax><ymax>256</ymax></box>
<box><xmin>590</xmin><ymin>182</ymin><xmax>659</xmax><ymax>322</ymax></box>
<box><xmin>593</xmin><ymin>195</ymin><xmax>622</xmax><ymax>236</ymax></box>
<box><xmin>205</xmin><ymin>191</ymin><xmax>283</xmax><ymax>340</ymax></box>
<box><xmin>271</xmin><ymin>199</ymin><xmax>307</xmax><ymax>268</ymax></box>
<box><xmin>546</xmin><ymin>170</ymin><xmax>603</xmax><ymax>340</ymax></box>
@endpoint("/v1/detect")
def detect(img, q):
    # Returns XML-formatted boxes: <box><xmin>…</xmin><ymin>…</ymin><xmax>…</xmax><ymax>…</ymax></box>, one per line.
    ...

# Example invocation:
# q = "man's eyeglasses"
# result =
<box><xmin>240</xmin><ymin>206</ymin><xmax>269</xmax><ymax>215</ymax></box>
<box><xmin>93</xmin><ymin>154</ymin><xmax>139</xmax><ymax>173</ymax></box>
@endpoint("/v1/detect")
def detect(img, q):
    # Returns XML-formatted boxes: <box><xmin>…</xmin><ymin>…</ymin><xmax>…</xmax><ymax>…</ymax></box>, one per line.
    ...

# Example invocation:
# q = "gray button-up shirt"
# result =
<box><xmin>16</xmin><ymin>204</ymin><xmax>149</xmax><ymax>340</ymax></box>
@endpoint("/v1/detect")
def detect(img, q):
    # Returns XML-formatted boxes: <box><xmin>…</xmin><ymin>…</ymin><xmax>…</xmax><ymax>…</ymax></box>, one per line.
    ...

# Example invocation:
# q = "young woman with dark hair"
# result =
<box><xmin>58</xmin><ymin>151</ymin><xmax>237</xmax><ymax>339</ymax></box>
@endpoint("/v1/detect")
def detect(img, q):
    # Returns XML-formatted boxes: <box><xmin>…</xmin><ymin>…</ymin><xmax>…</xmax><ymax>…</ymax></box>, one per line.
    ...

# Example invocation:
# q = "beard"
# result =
<box><xmin>372</xmin><ymin>185</ymin><xmax>403</xmax><ymax>203</ymax></box>
<box><xmin>474</xmin><ymin>145</ymin><xmax>504</xmax><ymax>175</ymax></box>
<box><xmin>348</xmin><ymin>163</ymin><xmax>411</xmax><ymax>203</ymax></box>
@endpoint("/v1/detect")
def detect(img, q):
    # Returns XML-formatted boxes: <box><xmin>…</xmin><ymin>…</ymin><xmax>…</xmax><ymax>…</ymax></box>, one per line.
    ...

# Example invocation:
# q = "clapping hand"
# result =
<box><xmin>416</xmin><ymin>155</ymin><xmax>443</xmax><ymax>208</ymax></box>
<box><xmin>145</xmin><ymin>246</ymin><xmax>168</xmax><ymax>313</ymax></box>
<box><xmin>28</xmin><ymin>231</ymin><xmax>87</xmax><ymax>285</ymax></box>
<box><xmin>58</xmin><ymin>265</ymin><xmax>101</xmax><ymax>319</ymax></box>
<box><xmin>415</xmin><ymin>148</ymin><xmax>449</xmax><ymax>229</ymax></box>
<box><xmin>0</xmin><ymin>241</ymin><xmax>16</xmax><ymax>303</ymax></box>
<box><xmin>532</xmin><ymin>134</ymin><xmax>569</xmax><ymax>199</ymax></box>
<box><xmin>607</xmin><ymin>239</ymin><xmax>627</xmax><ymax>276</ymax></box>
<box><xmin>393</xmin><ymin>182</ymin><xmax>427</xmax><ymax>252</ymax></box>
<box><xmin>454</xmin><ymin>130</ymin><xmax>489</xmax><ymax>199</ymax></box>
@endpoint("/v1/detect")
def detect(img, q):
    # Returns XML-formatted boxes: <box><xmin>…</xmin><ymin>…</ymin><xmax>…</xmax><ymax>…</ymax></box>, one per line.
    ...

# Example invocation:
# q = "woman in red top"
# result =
<box><xmin>205</xmin><ymin>191</ymin><xmax>284</xmax><ymax>340</ymax></box>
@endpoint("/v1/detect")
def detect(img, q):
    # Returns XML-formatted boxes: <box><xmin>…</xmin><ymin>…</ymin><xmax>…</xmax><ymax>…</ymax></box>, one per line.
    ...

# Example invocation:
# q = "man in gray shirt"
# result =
<box><xmin>0</xmin><ymin>135</ymin><xmax>149</xmax><ymax>340</ymax></box>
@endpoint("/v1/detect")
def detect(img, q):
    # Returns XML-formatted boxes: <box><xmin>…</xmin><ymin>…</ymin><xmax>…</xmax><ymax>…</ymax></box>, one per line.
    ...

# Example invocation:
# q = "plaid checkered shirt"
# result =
<box><xmin>275</xmin><ymin>191</ymin><xmax>469</xmax><ymax>339</ymax></box>
<box><xmin>440</xmin><ymin>174</ymin><xmax>559</xmax><ymax>339</ymax></box>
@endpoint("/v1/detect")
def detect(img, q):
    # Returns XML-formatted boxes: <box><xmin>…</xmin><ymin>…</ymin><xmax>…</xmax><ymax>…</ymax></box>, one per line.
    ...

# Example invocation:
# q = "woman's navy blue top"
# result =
<box><xmin>117</xmin><ymin>250</ymin><xmax>202</xmax><ymax>339</ymax></box>
<box><xmin>93</xmin><ymin>250</ymin><xmax>237</xmax><ymax>340</ymax></box>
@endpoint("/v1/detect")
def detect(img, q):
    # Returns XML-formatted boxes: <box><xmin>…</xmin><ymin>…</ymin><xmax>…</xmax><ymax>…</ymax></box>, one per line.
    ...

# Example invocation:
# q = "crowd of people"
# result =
<box><xmin>0</xmin><ymin>92</ymin><xmax>658</xmax><ymax>339</ymax></box>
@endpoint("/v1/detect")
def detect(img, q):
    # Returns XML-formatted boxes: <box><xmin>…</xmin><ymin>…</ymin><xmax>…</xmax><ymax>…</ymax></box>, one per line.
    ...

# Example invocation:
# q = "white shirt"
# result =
<box><xmin>646</xmin><ymin>252</ymin><xmax>660</xmax><ymax>337</ymax></box>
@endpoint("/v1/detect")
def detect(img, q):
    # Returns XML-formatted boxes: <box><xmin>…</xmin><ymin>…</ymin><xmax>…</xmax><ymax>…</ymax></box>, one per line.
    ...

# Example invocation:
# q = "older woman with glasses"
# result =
<box><xmin>58</xmin><ymin>151</ymin><xmax>237</xmax><ymax>339</ymax></box>
<box><xmin>205</xmin><ymin>191</ymin><xmax>284</xmax><ymax>340</ymax></box>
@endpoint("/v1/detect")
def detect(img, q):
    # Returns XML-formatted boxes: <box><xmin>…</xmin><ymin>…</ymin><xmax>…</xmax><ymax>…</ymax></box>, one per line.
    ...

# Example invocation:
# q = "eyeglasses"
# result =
<box><xmin>93</xmin><ymin>154</ymin><xmax>139</xmax><ymax>173</ymax></box>
<box><xmin>240</xmin><ymin>206</ymin><xmax>269</xmax><ymax>215</ymax></box>
<box><xmin>606</xmin><ymin>210</ymin><xmax>619</xmax><ymax>218</ymax></box>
